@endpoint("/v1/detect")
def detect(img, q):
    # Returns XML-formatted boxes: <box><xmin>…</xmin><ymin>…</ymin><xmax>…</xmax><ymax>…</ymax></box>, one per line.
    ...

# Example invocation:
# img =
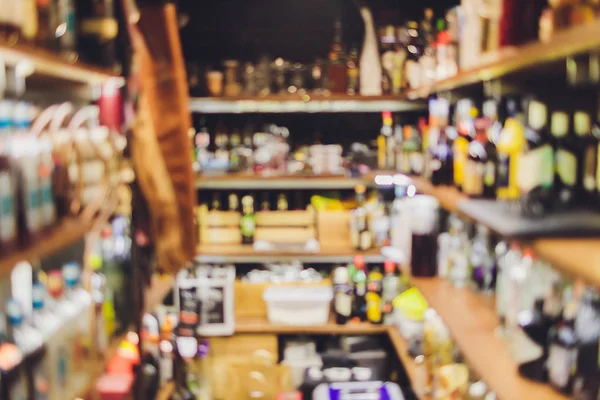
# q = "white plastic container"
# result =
<box><xmin>262</xmin><ymin>286</ymin><xmax>333</xmax><ymax>326</ymax></box>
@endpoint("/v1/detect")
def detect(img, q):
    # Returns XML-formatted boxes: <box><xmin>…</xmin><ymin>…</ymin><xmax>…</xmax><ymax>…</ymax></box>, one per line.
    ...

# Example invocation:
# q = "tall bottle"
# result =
<box><xmin>430</xmin><ymin>98</ymin><xmax>454</xmax><ymax>186</ymax></box>
<box><xmin>548</xmin><ymin>302</ymin><xmax>578</xmax><ymax>395</ymax></box>
<box><xmin>352</xmin><ymin>185</ymin><xmax>372</xmax><ymax>251</ymax></box>
<box><xmin>352</xmin><ymin>255</ymin><xmax>367</xmax><ymax>321</ymax></box>
<box><xmin>378</xmin><ymin>111</ymin><xmax>393</xmax><ymax>170</ymax></box>
<box><xmin>382</xmin><ymin>260</ymin><xmax>400</xmax><ymax>324</ymax></box>
<box><xmin>517</xmin><ymin>99</ymin><xmax>554</xmax><ymax>217</ymax></box>
<box><xmin>403</xmin><ymin>21</ymin><xmax>421</xmax><ymax>90</ymax></box>
<box><xmin>470</xmin><ymin>224</ymin><xmax>494</xmax><ymax>292</ymax></box>
<box><xmin>359</xmin><ymin>6</ymin><xmax>382</xmax><ymax>95</ymax></box>
<box><xmin>463</xmin><ymin>116</ymin><xmax>490</xmax><ymax>198</ymax></box>
<box><xmin>328</xmin><ymin>18</ymin><xmax>347</xmax><ymax>94</ymax></box>
<box><xmin>496</xmin><ymin>96</ymin><xmax>525</xmax><ymax>203</ymax></box>
<box><xmin>333</xmin><ymin>265</ymin><xmax>352</xmax><ymax>325</ymax></box>
<box><xmin>553</xmin><ymin>110</ymin><xmax>578</xmax><ymax>210</ymax></box>
<box><xmin>575</xmin><ymin>111</ymin><xmax>598</xmax><ymax>208</ymax></box>
<box><xmin>78</xmin><ymin>0</ymin><xmax>119</xmax><ymax>70</ymax></box>
<box><xmin>240</xmin><ymin>195</ymin><xmax>256</xmax><ymax>245</ymax></box>
<box><xmin>453</xmin><ymin>99</ymin><xmax>477</xmax><ymax>191</ymax></box>
<box><xmin>366</xmin><ymin>266</ymin><xmax>383</xmax><ymax>324</ymax></box>
<box><xmin>483</xmin><ymin>99</ymin><xmax>501</xmax><ymax>198</ymax></box>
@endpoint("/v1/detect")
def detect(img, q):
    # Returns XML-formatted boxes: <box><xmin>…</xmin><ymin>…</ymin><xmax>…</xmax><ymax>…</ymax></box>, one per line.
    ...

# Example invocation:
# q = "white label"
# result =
<box><xmin>517</xmin><ymin>145</ymin><xmax>554</xmax><ymax>193</ymax></box>
<box><xmin>509</xmin><ymin>328</ymin><xmax>544</xmax><ymax>364</ymax></box>
<box><xmin>335</xmin><ymin>292</ymin><xmax>352</xmax><ymax>317</ymax></box>
<box><xmin>0</xmin><ymin>172</ymin><xmax>16</xmax><ymax>242</ymax></box>
<box><xmin>556</xmin><ymin>149</ymin><xmax>577</xmax><ymax>187</ymax></box>
<box><xmin>548</xmin><ymin>345</ymin><xmax>576</xmax><ymax>389</ymax></box>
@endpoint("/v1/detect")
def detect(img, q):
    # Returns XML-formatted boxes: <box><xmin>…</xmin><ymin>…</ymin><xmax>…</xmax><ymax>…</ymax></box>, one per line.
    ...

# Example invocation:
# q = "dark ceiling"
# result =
<box><xmin>178</xmin><ymin>0</ymin><xmax>459</xmax><ymax>66</ymax></box>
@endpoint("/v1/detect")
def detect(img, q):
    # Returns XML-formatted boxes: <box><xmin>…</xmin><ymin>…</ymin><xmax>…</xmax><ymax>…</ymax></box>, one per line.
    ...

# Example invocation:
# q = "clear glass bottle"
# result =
<box><xmin>548</xmin><ymin>301</ymin><xmax>578</xmax><ymax>394</ymax></box>
<box><xmin>470</xmin><ymin>224</ymin><xmax>494</xmax><ymax>292</ymax></box>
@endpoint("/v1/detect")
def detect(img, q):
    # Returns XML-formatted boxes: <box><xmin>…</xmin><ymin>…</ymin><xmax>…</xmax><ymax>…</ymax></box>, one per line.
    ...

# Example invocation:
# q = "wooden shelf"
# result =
<box><xmin>412</xmin><ymin>277</ymin><xmax>568</xmax><ymax>400</ymax></box>
<box><xmin>533</xmin><ymin>238</ymin><xmax>600</xmax><ymax>286</ymax></box>
<box><xmin>407</xmin><ymin>20</ymin><xmax>600</xmax><ymax>99</ymax></box>
<box><xmin>196</xmin><ymin>243</ymin><xmax>385</xmax><ymax>263</ymax></box>
<box><xmin>189</xmin><ymin>94</ymin><xmax>425</xmax><ymax>114</ymax></box>
<box><xmin>0</xmin><ymin>41</ymin><xmax>124</xmax><ymax>86</ymax></box>
<box><xmin>387</xmin><ymin>327</ymin><xmax>431</xmax><ymax>400</ymax></box>
<box><xmin>0</xmin><ymin>216</ymin><xmax>95</xmax><ymax>279</ymax></box>
<box><xmin>196</xmin><ymin>172</ymin><xmax>384</xmax><ymax>190</ymax></box>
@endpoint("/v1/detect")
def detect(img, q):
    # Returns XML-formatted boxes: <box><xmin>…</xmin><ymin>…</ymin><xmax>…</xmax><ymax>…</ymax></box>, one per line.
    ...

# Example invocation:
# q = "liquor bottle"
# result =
<box><xmin>177</xmin><ymin>269</ymin><xmax>199</xmax><ymax>338</ymax></box>
<box><xmin>495</xmin><ymin>241</ymin><xmax>519</xmax><ymax>335</ymax></box>
<box><xmin>56</xmin><ymin>0</ymin><xmax>77</xmax><ymax>58</ymax></box>
<box><xmin>240</xmin><ymin>195</ymin><xmax>256</xmax><ymax>244</ymax></box>
<box><xmin>548</xmin><ymin>302</ymin><xmax>578</xmax><ymax>395</ymax></box>
<box><xmin>78</xmin><ymin>0</ymin><xmax>119</xmax><ymax>69</ymax></box>
<box><xmin>333</xmin><ymin>265</ymin><xmax>352</xmax><ymax>325</ymax></box>
<box><xmin>159</xmin><ymin>334</ymin><xmax>174</xmax><ymax>387</ymax></box>
<box><xmin>470</xmin><ymin>224</ymin><xmax>494</xmax><ymax>292</ymax></box>
<box><xmin>463</xmin><ymin>116</ymin><xmax>490</xmax><ymax>198</ymax></box>
<box><xmin>21</xmin><ymin>0</ymin><xmax>39</xmax><ymax>43</ymax></box>
<box><xmin>277</xmin><ymin>193</ymin><xmax>288</xmax><ymax>211</ymax></box>
<box><xmin>403</xmin><ymin>21</ymin><xmax>421</xmax><ymax>89</ymax></box>
<box><xmin>366</xmin><ymin>267</ymin><xmax>383</xmax><ymax>324</ymax></box>
<box><xmin>517</xmin><ymin>99</ymin><xmax>554</xmax><ymax>217</ymax></box>
<box><xmin>574</xmin><ymin>111</ymin><xmax>598</xmax><ymax>208</ymax></box>
<box><xmin>430</xmin><ymin>100</ymin><xmax>454</xmax><ymax>186</ymax></box>
<box><xmin>352</xmin><ymin>255</ymin><xmax>367</xmax><ymax>321</ymax></box>
<box><xmin>573</xmin><ymin>288</ymin><xmax>600</xmax><ymax>400</ymax></box>
<box><xmin>514</xmin><ymin>298</ymin><xmax>546</xmax><ymax>382</ymax></box>
<box><xmin>353</xmin><ymin>185</ymin><xmax>372</xmax><ymax>251</ymax></box>
<box><xmin>347</xmin><ymin>46</ymin><xmax>360</xmax><ymax>95</ymax></box>
<box><xmin>0</xmin><ymin>100</ymin><xmax>17</xmax><ymax>248</ymax></box>
<box><xmin>381</xmin><ymin>260</ymin><xmax>400</xmax><ymax>324</ymax></box>
<box><xmin>328</xmin><ymin>18</ymin><xmax>347</xmax><ymax>93</ymax></box>
<box><xmin>453</xmin><ymin>99</ymin><xmax>477</xmax><ymax>191</ymax></box>
<box><xmin>483</xmin><ymin>99</ymin><xmax>501</xmax><ymax>198</ymax></box>
<box><xmin>378</xmin><ymin>111</ymin><xmax>393</xmax><ymax>170</ymax></box>
<box><xmin>496</xmin><ymin>96</ymin><xmax>525</xmax><ymax>203</ymax></box>
<box><xmin>552</xmin><ymin>111</ymin><xmax>578</xmax><ymax>210</ymax></box>
<box><xmin>35</xmin><ymin>0</ymin><xmax>55</xmax><ymax>48</ymax></box>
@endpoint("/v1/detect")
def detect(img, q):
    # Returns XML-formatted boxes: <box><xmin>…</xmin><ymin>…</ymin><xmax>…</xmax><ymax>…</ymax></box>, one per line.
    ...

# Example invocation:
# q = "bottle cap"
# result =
<box><xmin>384</xmin><ymin>260</ymin><xmax>396</xmax><ymax>273</ymax></box>
<box><xmin>551</xmin><ymin>111</ymin><xmax>569</xmax><ymax>137</ymax></box>
<box><xmin>574</xmin><ymin>111</ymin><xmax>590</xmax><ymax>136</ymax></box>
<box><xmin>354</xmin><ymin>255</ymin><xmax>365</xmax><ymax>269</ymax></box>
<box><xmin>527</xmin><ymin>100</ymin><xmax>547</xmax><ymax>130</ymax></box>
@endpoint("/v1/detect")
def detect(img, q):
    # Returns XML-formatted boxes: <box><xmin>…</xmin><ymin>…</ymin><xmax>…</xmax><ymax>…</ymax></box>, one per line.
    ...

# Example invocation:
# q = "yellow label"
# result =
<box><xmin>496</xmin><ymin>118</ymin><xmax>525</xmax><ymax>200</ymax></box>
<box><xmin>556</xmin><ymin>149</ymin><xmax>577</xmax><ymax>186</ymax></box>
<box><xmin>377</xmin><ymin>135</ymin><xmax>387</xmax><ymax>170</ymax></box>
<box><xmin>453</xmin><ymin>136</ymin><xmax>469</xmax><ymax>187</ymax></box>
<box><xmin>366</xmin><ymin>292</ymin><xmax>382</xmax><ymax>323</ymax></box>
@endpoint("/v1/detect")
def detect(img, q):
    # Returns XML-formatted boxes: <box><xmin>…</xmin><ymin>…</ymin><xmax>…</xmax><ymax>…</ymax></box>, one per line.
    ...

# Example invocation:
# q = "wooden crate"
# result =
<box><xmin>197</xmin><ymin>204</ymin><xmax>242</xmax><ymax>244</ymax></box>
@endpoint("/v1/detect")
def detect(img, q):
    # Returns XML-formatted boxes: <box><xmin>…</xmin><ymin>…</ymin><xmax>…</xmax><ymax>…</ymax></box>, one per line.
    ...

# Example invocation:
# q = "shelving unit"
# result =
<box><xmin>406</xmin><ymin>19</ymin><xmax>600</xmax><ymax>99</ymax></box>
<box><xmin>189</xmin><ymin>94</ymin><xmax>426</xmax><ymax>114</ymax></box>
<box><xmin>196</xmin><ymin>243</ymin><xmax>385</xmax><ymax>263</ymax></box>
<box><xmin>0</xmin><ymin>41</ymin><xmax>124</xmax><ymax>87</ymax></box>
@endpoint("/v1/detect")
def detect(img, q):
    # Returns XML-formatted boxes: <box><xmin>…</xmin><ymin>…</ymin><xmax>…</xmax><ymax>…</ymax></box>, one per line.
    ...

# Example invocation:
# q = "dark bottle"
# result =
<box><xmin>548</xmin><ymin>302</ymin><xmax>578</xmax><ymax>395</ymax></box>
<box><xmin>240</xmin><ymin>195</ymin><xmax>256</xmax><ymax>244</ymax></box>
<box><xmin>78</xmin><ymin>0</ymin><xmax>120</xmax><ymax>71</ymax></box>
<box><xmin>177</xmin><ymin>268</ymin><xmax>199</xmax><ymax>338</ymax></box>
<box><xmin>518</xmin><ymin>99</ymin><xmax>554</xmax><ymax>217</ymax></box>
<box><xmin>333</xmin><ymin>266</ymin><xmax>352</xmax><ymax>325</ymax></box>
<box><xmin>35</xmin><ymin>0</ymin><xmax>55</xmax><ymax>48</ymax></box>
<box><xmin>430</xmin><ymin>99</ymin><xmax>454</xmax><ymax>186</ymax></box>
<box><xmin>346</xmin><ymin>46</ymin><xmax>359</xmax><ymax>95</ymax></box>
<box><xmin>552</xmin><ymin>110</ymin><xmax>578</xmax><ymax>210</ymax></box>
<box><xmin>483</xmin><ymin>99</ymin><xmax>501</xmax><ymax>198</ymax></box>
<box><xmin>574</xmin><ymin>111</ymin><xmax>598</xmax><ymax>208</ymax></box>
<box><xmin>211</xmin><ymin>193</ymin><xmax>221</xmax><ymax>211</ymax></box>
<box><xmin>573</xmin><ymin>288</ymin><xmax>600</xmax><ymax>400</ymax></box>
<box><xmin>327</xmin><ymin>18</ymin><xmax>347</xmax><ymax>93</ymax></box>
<box><xmin>352</xmin><ymin>255</ymin><xmax>367</xmax><ymax>321</ymax></box>
<box><xmin>463</xmin><ymin>116</ymin><xmax>490</xmax><ymax>198</ymax></box>
<box><xmin>515</xmin><ymin>298</ymin><xmax>547</xmax><ymax>382</ymax></box>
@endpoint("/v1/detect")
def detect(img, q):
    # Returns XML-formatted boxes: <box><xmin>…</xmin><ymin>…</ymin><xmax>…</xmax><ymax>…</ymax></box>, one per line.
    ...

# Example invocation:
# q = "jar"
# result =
<box><xmin>409</xmin><ymin>195</ymin><xmax>440</xmax><ymax>277</ymax></box>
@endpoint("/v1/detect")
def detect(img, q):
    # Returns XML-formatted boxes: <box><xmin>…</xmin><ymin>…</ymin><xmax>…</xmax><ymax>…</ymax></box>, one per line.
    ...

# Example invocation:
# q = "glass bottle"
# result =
<box><xmin>78</xmin><ymin>0</ymin><xmax>119</xmax><ymax>70</ymax></box>
<box><xmin>548</xmin><ymin>301</ymin><xmax>578</xmax><ymax>395</ymax></box>
<box><xmin>210</xmin><ymin>193</ymin><xmax>220</xmax><ymax>211</ymax></box>
<box><xmin>575</xmin><ymin>111</ymin><xmax>598</xmax><ymax>208</ymax></box>
<box><xmin>56</xmin><ymin>0</ymin><xmax>77</xmax><ymax>59</ymax></box>
<box><xmin>346</xmin><ymin>46</ymin><xmax>360</xmax><ymax>95</ymax></box>
<box><xmin>404</xmin><ymin>21</ymin><xmax>422</xmax><ymax>89</ymax></box>
<box><xmin>378</xmin><ymin>111</ymin><xmax>393</xmax><ymax>170</ymax></box>
<box><xmin>240</xmin><ymin>195</ymin><xmax>256</xmax><ymax>245</ymax></box>
<box><xmin>463</xmin><ymin>116</ymin><xmax>490</xmax><ymax>198</ymax></box>
<box><xmin>470</xmin><ymin>225</ymin><xmax>494</xmax><ymax>292</ymax></box>
<box><xmin>382</xmin><ymin>260</ymin><xmax>400</xmax><ymax>324</ymax></box>
<box><xmin>573</xmin><ymin>288</ymin><xmax>600</xmax><ymax>400</ymax></box>
<box><xmin>483</xmin><ymin>99</ymin><xmax>501</xmax><ymax>198</ymax></box>
<box><xmin>410</xmin><ymin>196</ymin><xmax>439</xmax><ymax>278</ymax></box>
<box><xmin>0</xmin><ymin>101</ymin><xmax>17</xmax><ymax>248</ymax></box>
<box><xmin>352</xmin><ymin>255</ymin><xmax>367</xmax><ymax>321</ymax></box>
<box><xmin>553</xmin><ymin>110</ymin><xmax>578</xmax><ymax>210</ymax></box>
<box><xmin>228</xmin><ymin>193</ymin><xmax>239</xmax><ymax>212</ymax></box>
<box><xmin>333</xmin><ymin>265</ymin><xmax>352</xmax><ymax>325</ymax></box>
<box><xmin>453</xmin><ymin>99</ymin><xmax>477</xmax><ymax>192</ymax></box>
<box><xmin>0</xmin><ymin>311</ymin><xmax>26</xmax><ymax>400</ymax></box>
<box><xmin>277</xmin><ymin>193</ymin><xmax>288</xmax><ymax>211</ymax></box>
<box><xmin>517</xmin><ymin>99</ymin><xmax>554</xmax><ymax>217</ymax></box>
<box><xmin>496</xmin><ymin>96</ymin><xmax>525</xmax><ymax>204</ymax></box>
<box><xmin>366</xmin><ymin>267</ymin><xmax>383</xmax><ymax>324</ymax></box>
<box><xmin>431</xmin><ymin>99</ymin><xmax>454</xmax><ymax>186</ymax></box>
<box><xmin>328</xmin><ymin>18</ymin><xmax>347</xmax><ymax>94</ymax></box>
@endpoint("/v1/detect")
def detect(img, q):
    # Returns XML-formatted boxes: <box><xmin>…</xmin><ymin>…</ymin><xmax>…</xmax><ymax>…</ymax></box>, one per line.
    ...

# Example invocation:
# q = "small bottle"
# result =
<box><xmin>177</xmin><ymin>269</ymin><xmax>200</xmax><ymax>338</ymax></box>
<box><xmin>211</xmin><ymin>193</ymin><xmax>221</xmax><ymax>211</ymax></box>
<box><xmin>277</xmin><ymin>193</ymin><xmax>288</xmax><ymax>211</ymax></box>
<box><xmin>453</xmin><ymin>99</ymin><xmax>477</xmax><ymax>191</ymax></box>
<box><xmin>333</xmin><ymin>266</ymin><xmax>352</xmax><ymax>325</ymax></box>
<box><xmin>353</xmin><ymin>185</ymin><xmax>372</xmax><ymax>251</ymax></box>
<box><xmin>430</xmin><ymin>99</ymin><xmax>454</xmax><ymax>186</ymax></box>
<box><xmin>240</xmin><ymin>195</ymin><xmax>256</xmax><ymax>245</ymax></box>
<box><xmin>517</xmin><ymin>99</ymin><xmax>554</xmax><ymax>217</ymax></box>
<box><xmin>463</xmin><ymin>116</ymin><xmax>490</xmax><ymax>198</ymax></box>
<box><xmin>378</xmin><ymin>111</ymin><xmax>393</xmax><ymax>170</ymax></box>
<box><xmin>574</xmin><ymin>111</ymin><xmax>599</xmax><ymax>208</ymax></box>
<box><xmin>483</xmin><ymin>99</ymin><xmax>501</xmax><ymax>199</ymax></box>
<box><xmin>346</xmin><ymin>47</ymin><xmax>360</xmax><ymax>95</ymax></box>
<box><xmin>0</xmin><ymin>101</ymin><xmax>17</xmax><ymax>248</ymax></box>
<box><xmin>159</xmin><ymin>338</ymin><xmax>174</xmax><ymax>387</ymax></box>
<box><xmin>553</xmin><ymin>111</ymin><xmax>578</xmax><ymax>210</ymax></box>
<box><xmin>514</xmin><ymin>298</ymin><xmax>546</xmax><ymax>382</ymax></box>
<box><xmin>548</xmin><ymin>301</ymin><xmax>578</xmax><ymax>395</ymax></box>
<box><xmin>366</xmin><ymin>267</ymin><xmax>383</xmax><ymax>324</ymax></box>
<box><xmin>228</xmin><ymin>193</ymin><xmax>239</xmax><ymax>212</ymax></box>
<box><xmin>260</xmin><ymin>192</ymin><xmax>270</xmax><ymax>211</ymax></box>
<box><xmin>381</xmin><ymin>260</ymin><xmax>400</xmax><ymax>324</ymax></box>
<box><xmin>352</xmin><ymin>255</ymin><xmax>367</xmax><ymax>322</ymax></box>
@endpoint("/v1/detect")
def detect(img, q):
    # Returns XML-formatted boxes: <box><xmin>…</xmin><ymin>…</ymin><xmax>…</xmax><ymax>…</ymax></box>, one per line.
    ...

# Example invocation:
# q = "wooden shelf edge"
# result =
<box><xmin>533</xmin><ymin>238</ymin><xmax>600</xmax><ymax>286</ymax></box>
<box><xmin>406</xmin><ymin>19</ymin><xmax>600</xmax><ymax>98</ymax></box>
<box><xmin>412</xmin><ymin>277</ymin><xmax>568</xmax><ymax>400</ymax></box>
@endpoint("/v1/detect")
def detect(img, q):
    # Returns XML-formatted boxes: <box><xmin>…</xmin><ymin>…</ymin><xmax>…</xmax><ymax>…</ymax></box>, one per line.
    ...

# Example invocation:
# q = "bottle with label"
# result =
<box><xmin>463</xmin><ymin>116</ymin><xmax>490</xmax><ymax>198</ymax></box>
<box><xmin>0</xmin><ymin>101</ymin><xmax>17</xmax><ymax>248</ymax></box>
<box><xmin>430</xmin><ymin>99</ymin><xmax>454</xmax><ymax>186</ymax></box>
<box><xmin>240</xmin><ymin>195</ymin><xmax>256</xmax><ymax>245</ymax></box>
<box><xmin>378</xmin><ymin>111</ymin><xmax>393</xmax><ymax>170</ymax></box>
<box><xmin>366</xmin><ymin>267</ymin><xmax>383</xmax><ymax>324</ymax></box>
<box><xmin>496</xmin><ymin>96</ymin><xmax>525</xmax><ymax>202</ymax></box>
<box><xmin>176</xmin><ymin>268</ymin><xmax>199</xmax><ymax>338</ymax></box>
<box><xmin>513</xmin><ymin>298</ymin><xmax>546</xmax><ymax>382</ymax></box>
<box><xmin>573</xmin><ymin>288</ymin><xmax>600</xmax><ymax>400</ymax></box>
<box><xmin>352</xmin><ymin>185</ymin><xmax>372</xmax><ymax>251</ymax></box>
<box><xmin>56</xmin><ymin>0</ymin><xmax>77</xmax><ymax>58</ymax></box>
<box><xmin>517</xmin><ymin>99</ymin><xmax>554</xmax><ymax>217</ymax></box>
<box><xmin>328</xmin><ymin>18</ymin><xmax>348</xmax><ymax>93</ymax></box>
<box><xmin>548</xmin><ymin>302</ymin><xmax>578</xmax><ymax>395</ymax></box>
<box><xmin>470</xmin><ymin>224</ymin><xmax>494</xmax><ymax>292</ymax></box>
<box><xmin>453</xmin><ymin>99</ymin><xmax>477</xmax><ymax>191</ymax></box>
<box><xmin>333</xmin><ymin>266</ymin><xmax>352</xmax><ymax>325</ymax></box>
<box><xmin>382</xmin><ymin>260</ymin><xmax>400</xmax><ymax>324</ymax></box>
<box><xmin>77</xmin><ymin>0</ymin><xmax>119</xmax><ymax>69</ymax></box>
<box><xmin>483</xmin><ymin>99</ymin><xmax>501</xmax><ymax>198</ymax></box>
<box><xmin>553</xmin><ymin>111</ymin><xmax>578</xmax><ymax>210</ymax></box>
<box><xmin>403</xmin><ymin>21</ymin><xmax>422</xmax><ymax>89</ymax></box>
<box><xmin>347</xmin><ymin>46</ymin><xmax>360</xmax><ymax>95</ymax></box>
<box><xmin>495</xmin><ymin>241</ymin><xmax>519</xmax><ymax>335</ymax></box>
<box><xmin>352</xmin><ymin>255</ymin><xmax>367</xmax><ymax>321</ymax></box>
<box><xmin>575</xmin><ymin>111</ymin><xmax>599</xmax><ymax>208</ymax></box>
